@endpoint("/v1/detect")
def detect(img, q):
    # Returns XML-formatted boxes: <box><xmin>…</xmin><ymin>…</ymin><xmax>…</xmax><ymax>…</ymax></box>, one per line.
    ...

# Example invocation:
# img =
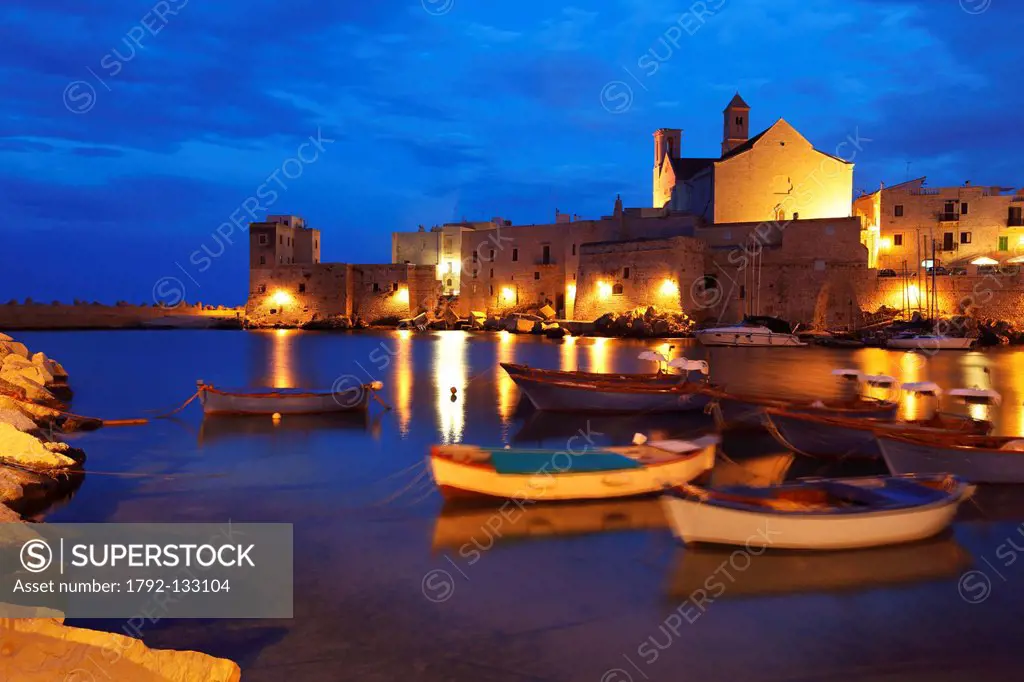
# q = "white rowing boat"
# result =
<box><xmin>428</xmin><ymin>435</ymin><xmax>719</xmax><ymax>502</ymax></box>
<box><xmin>196</xmin><ymin>380</ymin><xmax>381</xmax><ymax>415</ymax></box>
<box><xmin>661</xmin><ymin>474</ymin><xmax>973</xmax><ymax>550</ymax></box>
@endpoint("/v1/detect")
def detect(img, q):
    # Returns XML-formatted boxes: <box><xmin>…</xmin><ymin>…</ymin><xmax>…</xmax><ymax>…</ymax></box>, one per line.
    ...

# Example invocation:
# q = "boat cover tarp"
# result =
<box><xmin>488</xmin><ymin>449</ymin><xmax>642</xmax><ymax>474</ymax></box>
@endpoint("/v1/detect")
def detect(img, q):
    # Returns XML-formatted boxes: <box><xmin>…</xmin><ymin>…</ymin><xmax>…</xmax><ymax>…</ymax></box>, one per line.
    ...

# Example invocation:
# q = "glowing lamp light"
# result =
<box><xmin>270</xmin><ymin>290</ymin><xmax>293</xmax><ymax>307</ymax></box>
<box><xmin>660</xmin><ymin>279</ymin><xmax>679</xmax><ymax>297</ymax></box>
<box><xmin>597</xmin><ymin>281</ymin><xmax>613</xmax><ymax>299</ymax></box>
<box><xmin>971</xmin><ymin>256</ymin><xmax>999</xmax><ymax>266</ymax></box>
<box><xmin>501</xmin><ymin>287</ymin><xmax>516</xmax><ymax>303</ymax></box>
<box><xmin>395</xmin><ymin>285</ymin><xmax>410</xmax><ymax>304</ymax></box>
<box><xmin>567</xmin><ymin>283</ymin><xmax>577</xmax><ymax>299</ymax></box>
<box><xmin>907</xmin><ymin>284</ymin><xmax>921</xmax><ymax>306</ymax></box>
<box><xmin>879</xmin><ymin>237</ymin><xmax>893</xmax><ymax>251</ymax></box>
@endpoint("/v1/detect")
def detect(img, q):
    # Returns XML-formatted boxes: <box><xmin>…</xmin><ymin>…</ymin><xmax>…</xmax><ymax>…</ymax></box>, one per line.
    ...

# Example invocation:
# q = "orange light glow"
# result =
<box><xmin>660</xmin><ymin>279</ymin><xmax>679</xmax><ymax>297</ymax></box>
<box><xmin>501</xmin><ymin>287</ymin><xmax>516</xmax><ymax>303</ymax></box>
<box><xmin>395</xmin><ymin>286</ymin><xmax>410</xmax><ymax>304</ymax></box>
<box><xmin>597</xmin><ymin>281</ymin><xmax>613</xmax><ymax>299</ymax></box>
<box><xmin>270</xmin><ymin>290</ymin><xmax>293</xmax><ymax>307</ymax></box>
<box><xmin>879</xmin><ymin>237</ymin><xmax>893</xmax><ymax>251</ymax></box>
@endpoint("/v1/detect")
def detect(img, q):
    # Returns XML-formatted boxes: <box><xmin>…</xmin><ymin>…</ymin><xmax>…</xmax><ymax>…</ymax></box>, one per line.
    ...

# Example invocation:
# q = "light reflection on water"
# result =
<box><xmin>12</xmin><ymin>329</ymin><xmax>1024</xmax><ymax>680</ymax></box>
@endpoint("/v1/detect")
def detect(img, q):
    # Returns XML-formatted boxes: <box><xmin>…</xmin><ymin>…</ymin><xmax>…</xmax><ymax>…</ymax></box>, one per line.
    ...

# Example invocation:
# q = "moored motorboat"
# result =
<box><xmin>428</xmin><ymin>435</ymin><xmax>719</xmax><ymax>501</ymax></box>
<box><xmin>661</xmin><ymin>474</ymin><xmax>973</xmax><ymax>550</ymax></box>
<box><xmin>695</xmin><ymin>316</ymin><xmax>805</xmax><ymax>347</ymax></box>
<box><xmin>878</xmin><ymin>433</ymin><xmax>1024</xmax><ymax>483</ymax></box>
<box><xmin>510</xmin><ymin>375</ymin><xmax>713</xmax><ymax>413</ymax></box>
<box><xmin>196</xmin><ymin>380</ymin><xmax>382</xmax><ymax>415</ymax></box>
<box><xmin>763</xmin><ymin>409</ymin><xmax>992</xmax><ymax>460</ymax></box>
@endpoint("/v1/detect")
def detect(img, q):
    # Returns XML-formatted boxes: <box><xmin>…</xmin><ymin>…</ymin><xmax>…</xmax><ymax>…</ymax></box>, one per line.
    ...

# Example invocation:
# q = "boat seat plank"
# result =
<box><xmin>488</xmin><ymin>450</ymin><xmax>642</xmax><ymax>474</ymax></box>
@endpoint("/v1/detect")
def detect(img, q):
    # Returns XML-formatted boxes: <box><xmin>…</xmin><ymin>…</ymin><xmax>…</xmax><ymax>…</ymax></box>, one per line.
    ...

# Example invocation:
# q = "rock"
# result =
<box><xmin>0</xmin><ymin>422</ymin><xmax>78</xmax><ymax>470</ymax></box>
<box><xmin>652</xmin><ymin>319</ymin><xmax>670</xmax><ymax>336</ymax></box>
<box><xmin>593</xmin><ymin>313</ymin><xmax>616</xmax><ymax>333</ymax></box>
<box><xmin>0</xmin><ymin>373</ymin><xmax>60</xmax><ymax>407</ymax></box>
<box><xmin>0</xmin><ymin>617</ymin><xmax>242</xmax><ymax>681</ymax></box>
<box><xmin>3</xmin><ymin>354</ymin><xmax>54</xmax><ymax>386</ymax></box>
<box><xmin>31</xmin><ymin>352</ymin><xmax>66</xmax><ymax>381</ymax></box>
<box><xmin>0</xmin><ymin>341</ymin><xmax>29</xmax><ymax>360</ymax></box>
<box><xmin>0</xmin><ymin>333</ymin><xmax>11</xmax><ymax>342</ymax></box>
<box><xmin>0</xmin><ymin>395</ymin><xmax>59</xmax><ymax>423</ymax></box>
<box><xmin>0</xmin><ymin>409</ymin><xmax>37</xmax><ymax>433</ymax></box>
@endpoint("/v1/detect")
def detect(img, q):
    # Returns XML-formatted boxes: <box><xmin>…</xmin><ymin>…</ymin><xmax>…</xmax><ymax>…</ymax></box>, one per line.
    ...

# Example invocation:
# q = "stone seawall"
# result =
<box><xmin>0</xmin><ymin>303</ymin><xmax>243</xmax><ymax>330</ymax></box>
<box><xmin>860</xmin><ymin>273</ymin><xmax>1024</xmax><ymax>322</ymax></box>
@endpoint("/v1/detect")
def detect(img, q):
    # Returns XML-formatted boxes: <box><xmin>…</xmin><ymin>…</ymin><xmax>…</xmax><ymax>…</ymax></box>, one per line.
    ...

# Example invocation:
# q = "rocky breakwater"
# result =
<box><xmin>0</xmin><ymin>332</ymin><xmax>243</xmax><ymax>680</ymax></box>
<box><xmin>593</xmin><ymin>306</ymin><xmax>695</xmax><ymax>338</ymax></box>
<box><xmin>0</xmin><ymin>332</ymin><xmax>84</xmax><ymax>520</ymax></box>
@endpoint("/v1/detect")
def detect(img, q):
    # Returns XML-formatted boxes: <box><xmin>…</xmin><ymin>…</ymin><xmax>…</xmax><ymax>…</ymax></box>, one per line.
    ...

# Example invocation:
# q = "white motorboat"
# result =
<box><xmin>695</xmin><ymin>316</ymin><xmax>805</xmax><ymax>347</ymax></box>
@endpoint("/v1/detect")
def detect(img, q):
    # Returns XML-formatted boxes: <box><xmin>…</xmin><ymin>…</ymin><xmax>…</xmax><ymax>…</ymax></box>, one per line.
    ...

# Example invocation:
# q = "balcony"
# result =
<box><xmin>1009</xmin><ymin>218</ymin><xmax>1024</xmax><ymax>228</ymax></box>
<box><xmin>937</xmin><ymin>212</ymin><xmax>960</xmax><ymax>222</ymax></box>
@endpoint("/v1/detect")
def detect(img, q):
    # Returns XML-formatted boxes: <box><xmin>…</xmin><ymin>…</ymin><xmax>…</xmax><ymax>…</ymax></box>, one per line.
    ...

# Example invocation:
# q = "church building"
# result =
<box><xmin>653</xmin><ymin>94</ymin><xmax>854</xmax><ymax>224</ymax></box>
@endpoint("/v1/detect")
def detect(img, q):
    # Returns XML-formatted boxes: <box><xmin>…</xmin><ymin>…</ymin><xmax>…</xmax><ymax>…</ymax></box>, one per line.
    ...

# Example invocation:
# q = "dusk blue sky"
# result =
<box><xmin>2</xmin><ymin>0</ymin><xmax>1019</xmax><ymax>304</ymax></box>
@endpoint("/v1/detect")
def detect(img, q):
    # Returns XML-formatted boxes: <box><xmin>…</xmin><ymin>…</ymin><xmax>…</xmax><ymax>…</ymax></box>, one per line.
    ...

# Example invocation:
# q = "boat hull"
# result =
<box><xmin>500</xmin><ymin>363</ymin><xmax>682</xmax><ymax>386</ymax></box>
<box><xmin>430</xmin><ymin>442</ymin><xmax>717</xmax><ymax>502</ymax></box>
<box><xmin>878</xmin><ymin>436</ymin><xmax>1024</xmax><ymax>483</ymax></box>
<box><xmin>886</xmin><ymin>336</ymin><xmax>976</xmax><ymax>350</ymax></box>
<box><xmin>510</xmin><ymin>375</ymin><xmax>711</xmax><ymax>413</ymax></box>
<box><xmin>711</xmin><ymin>394</ymin><xmax>898</xmax><ymax>429</ymax></box>
<box><xmin>662</xmin><ymin>477</ymin><xmax>971</xmax><ymax>550</ymax></box>
<box><xmin>763</xmin><ymin>410</ymin><xmax>990</xmax><ymax>460</ymax></box>
<box><xmin>199</xmin><ymin>387</ymin><xmax>370</xmax><ymax>415</ymax></box>
<box><xmin>695</xmin><ymin>329</ymin><xmax>805</xmax><ymax>347</ymax></box>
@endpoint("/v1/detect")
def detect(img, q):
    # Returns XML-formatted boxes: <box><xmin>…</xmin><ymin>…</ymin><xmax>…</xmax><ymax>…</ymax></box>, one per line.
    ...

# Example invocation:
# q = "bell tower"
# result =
<box><xmin>653</xmin><ymin>128</ymin><xmax>682</xmax><ymax>208</ymax></box>
<box><xmin>722</xmin><ymin>93</ymin><xmax>750</xmax><ymax>155</ymax></box>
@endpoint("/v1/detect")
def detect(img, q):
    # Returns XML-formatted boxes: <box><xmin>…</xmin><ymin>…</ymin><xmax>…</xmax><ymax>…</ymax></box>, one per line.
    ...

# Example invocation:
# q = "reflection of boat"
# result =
<box><xmin>431</xmin><ymin>498</ymin><xmax>666</xmax><ymax>549</ymax></box>
<box><xmin>500</xmin><ymin>362</ymin><xmax>684</xmax><ymax>386</ymax></box>
<box><xmin>198</xmin><ymin>412</ymin><xmax>370</xmax><ymax>445</ymax></box>
<box><xmin>763</xmin><ymin>408</ymin><xmax>991</xmax><ymax>460</ymax></box>
<box><xmin>512</xmin><ymin>410</ymin><xmax>708</xmax><ymax>445</ymax></box>
<box><xmin>879</xmin><ymin>434</ymin><xmax>1024</xmax><ymax>483</ymax></box>
<box><xmin>886</xmin><ymin>334</ymin><xmax>976</xmax><ymax>350</ymax></box>
<box><xmin>666</xmin><ymin>533</ymin><xmax>971</xmax><ymax>599</ymax></box>
<box><xmin>429</xmin><ymin>436</ymin><xmax>718</xmax><ymax>501</ymax></box>
<box><xmin>695</xmin><ymin>317</ymin><xmax>805</xmax><ymax>347</ymax></box>
<box><xmin>511</xmin><ymin>376</ymin><xmax>712</xmax><ymax>413</ymax></box>
<box><xmin>662</xmin><ymin>474</ymin><xmax>973</xmax><ymax>550</ymax></box>
<box><xmin>196</xmin><ymin>380</ymin><xmax>381</xmax><ymax>415</ymax></box>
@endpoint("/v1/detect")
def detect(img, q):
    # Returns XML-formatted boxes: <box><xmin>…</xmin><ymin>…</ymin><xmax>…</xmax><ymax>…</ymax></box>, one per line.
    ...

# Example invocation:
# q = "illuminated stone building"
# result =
<box><xmin>855</xmin><ymin>178</ymin><xmax>1024</xmax><ymax>271</ymax></box>
<box><xmin>247</xmin><ymin>95</ymin><xmax>868</xmax><ymax>328</ymax></box>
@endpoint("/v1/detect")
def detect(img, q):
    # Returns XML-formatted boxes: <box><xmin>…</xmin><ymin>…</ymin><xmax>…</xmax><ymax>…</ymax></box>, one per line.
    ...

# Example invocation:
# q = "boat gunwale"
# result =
<box><xmin>429</xmin><ymin>443</ymin><xmax>714</xmax><ymax>473</ymax></box>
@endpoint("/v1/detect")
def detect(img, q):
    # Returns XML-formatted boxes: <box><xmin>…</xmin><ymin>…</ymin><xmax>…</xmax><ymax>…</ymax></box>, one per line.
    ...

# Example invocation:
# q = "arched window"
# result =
<box><xmin>612</xmin><ymin>283</ymin><xmax>624</xmax><ymax>295</ymax></box>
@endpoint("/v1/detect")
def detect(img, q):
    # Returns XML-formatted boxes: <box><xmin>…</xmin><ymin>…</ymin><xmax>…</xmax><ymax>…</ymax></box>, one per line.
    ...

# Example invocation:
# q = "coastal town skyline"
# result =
<box><xmin>2</xmin><ymin>0</ymin><xmax>1019</xmax><ymax>304</ymax></box>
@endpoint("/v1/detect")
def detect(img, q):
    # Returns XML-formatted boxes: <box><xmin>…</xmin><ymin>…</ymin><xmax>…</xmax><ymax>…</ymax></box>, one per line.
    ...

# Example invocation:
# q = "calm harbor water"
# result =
<box><xmin>15</xmin><ymin>329</ymin><xmax>1024</xmax><ymax>681</ymax></box>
